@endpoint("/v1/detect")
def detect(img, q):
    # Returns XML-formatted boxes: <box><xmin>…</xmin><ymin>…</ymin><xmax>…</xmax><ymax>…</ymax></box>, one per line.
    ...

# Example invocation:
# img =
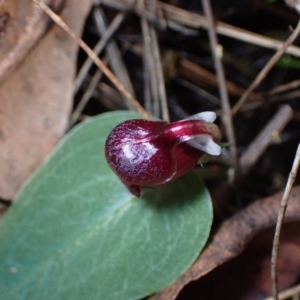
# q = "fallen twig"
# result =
<box><xmin>240</xmin><ymin>105</ymin><xmax>294</xmax><ymax>176</ymax></box>
<box><xmin>201</xmin><ymin>0</ymin><xmax>237</xmax><ymax>180</ymax></box>
<box><xmin>74</xmin><ymin>12</ymin><xmax>125</xmax><ymax>93</ymax></box>
<box><xmin>139</xmin><ymin>0</ymin><xmax>169</xmax><ymax>121</ymax></box>
<box><xmin>101</xmin><ymin>0</ymin><xmax>300</xmax><ymax>57</ymax></box>
<box><xmin>266</xmin><ymin>78</ymin><xmax>300</xmax><ymax>96</ymax></box>
<box><xmin>264</xmin><ymin>283</ymin><xmax>300</xmax><ymax>300</ymax></box>
<box><xmin>232</xmin><ymin>20</ymin><xmax>300</xmax><ymax>116</ymax></box>
<box><xmin>33</xmin><ymin>0</ymin><xmax>150</xmax><ymax>119</ymax></box>
<box><xmin>93</xmin><ymin>7</ymin><xmax>137</xmax><ymax>110</ymax></box>
<box><xmin>271</xmin><ymin>142</ymin><xmax>300</xmax><ymax>299</ymax></box>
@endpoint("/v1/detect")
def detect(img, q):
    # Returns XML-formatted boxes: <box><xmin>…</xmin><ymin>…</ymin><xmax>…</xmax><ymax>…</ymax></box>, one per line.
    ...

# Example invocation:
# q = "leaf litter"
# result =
<box><xmin>1</xmin><ymin>0</ymin><xmax>300</xmax><ymax>299</ymax></box>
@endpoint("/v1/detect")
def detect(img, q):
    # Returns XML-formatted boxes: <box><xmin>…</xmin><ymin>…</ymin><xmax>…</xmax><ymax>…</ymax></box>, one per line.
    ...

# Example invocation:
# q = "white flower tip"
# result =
<box><xmin>187</xmin><ymin>135</ymin><xmax>221</xmax><ymax>156</ymax></box>
<box><xmin>186</xmin><ymin>111</ymin><xmax>216</xmax><ymax>123</ymax></box>
<box><xmin>205</xmin><ymin>140</ymin><xmax>221</xmax><ymax>155</ymax></box>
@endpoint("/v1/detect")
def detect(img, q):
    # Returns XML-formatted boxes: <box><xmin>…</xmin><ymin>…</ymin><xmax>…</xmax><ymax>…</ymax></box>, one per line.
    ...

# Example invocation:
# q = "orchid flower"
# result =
<box><xmin>105</xmin><ymin>112</ymin><xmax>221</xmax><ymax>197</ymax></box>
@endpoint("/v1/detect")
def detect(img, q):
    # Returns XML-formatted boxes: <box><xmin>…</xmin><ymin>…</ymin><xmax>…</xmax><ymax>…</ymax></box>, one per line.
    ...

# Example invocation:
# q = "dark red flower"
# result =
<box><xmin>105</xmin><ymin>112</ymin><xmax>221</xmax><ymax>197</ymax></box>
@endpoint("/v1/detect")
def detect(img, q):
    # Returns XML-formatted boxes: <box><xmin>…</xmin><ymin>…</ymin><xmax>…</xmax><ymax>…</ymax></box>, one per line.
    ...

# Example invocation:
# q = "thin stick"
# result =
<box><xmin>74</xmin><ymin>12</ymin><xmax>126</xmax><ymax>93</ymax></box>
<box><xmin>201</xmin><ymin>0</ymin><xmax>237</xmax><ymax>177</ymax></box>
<box><xmin>264</xmin><ymin>283</ymin><xmax>300</xmax><ymax>300</ymax></box>
<box><xmin>269</xmin><ymin>89</ymin><xmax>300</xmax><ymax>103</ymax></box>
<box><xmin>240</xmin><ymin>105</ymin><xmax>293</xmax><ymax>176</ymax></box>
<box><xmin>178</xmin><ymin>58</ymin><xmax>261</xmax><ymax>101</ymax></box>
<box><xmin>271</xmin><ymin>142</ymin><xmax>300</xmax><ymax>300</ymax></box>
<box><xmin>266</xmin><ymin>78</ymin><xmax>300</xmax><ymax>96</ymax></box>
<box><xmin>93</xmin><ymin>7</ymin><xmax>137</xmax><ymax>110</ymax></box>
<box><xmin>149</xmin><ymin>0</ymin><xmax>169</xmax><ymax>122</ymax></box>
<box><xmin>178</xmin><ymin>78</ymin><xmax>220</xmax><ymax>105</ymax></box>
<box><xmin>141</xmin><ymin>26</ymin><xmax>153</xmax><ymax>114</ymax></box>
<box><xmin>140</xmin><ymin>0</ymin><xmax>160</xmax><ymax>117</ymax></box>
<box><xmin>101</xmin><ymin>0</ymin><xmax>300</xmax><ymax>57</ymax></box>
<box><xmin>95</xmin><ymin>82</ymin><xmax>127</xmax><ymax>110</ymax></box>
<box><xmin>159</xmin><ymin>2</ymin><xmax>300</xmax><ymax>57</ymax></box>
<box><xmin>150</xmin><ymin>22</ymin><xmax>169</xmax><ymax>122</ymax></box>
<box><xmin>70</xmin><ymin>66</ymin><xmax>104</xmax><ymax>128</ymax></box>
<box><xmin>139</xmin><ymin>0</ymin><xmax>169</xmax><ymax>121</ymax></box>
<box><xmin>232</xmin><ymin>20</ymin><xmax>300</xmax><ymax>116</ymax></box>
<box><xmin>33</xmin><ymin>0</ymin><xmax>150</xmax><ymax>120</ymax></box>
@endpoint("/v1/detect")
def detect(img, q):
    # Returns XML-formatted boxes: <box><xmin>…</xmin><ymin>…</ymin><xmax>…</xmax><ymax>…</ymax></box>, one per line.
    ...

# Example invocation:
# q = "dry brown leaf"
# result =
<box><xmin>149</xmin><ymin>185</ymin><xmax>300</xmax><ymax>300</ymax></box>
<box><xmin>0</xmin><ymin>0</ymin><xmax>64</xmax><ymax>84</ymax></box>
<box><xmin>177</xmin><ymin>222</ymin><xmax>300</xmax><ymax>299</ymax></box>
<box><xmin>0</xmin><ymin>0</ymin><xmax>93</xmax><ymax>199</ymax></box>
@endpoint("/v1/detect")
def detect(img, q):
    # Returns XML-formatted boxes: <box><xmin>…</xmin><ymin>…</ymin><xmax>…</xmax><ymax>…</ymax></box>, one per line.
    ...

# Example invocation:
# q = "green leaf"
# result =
<box><xmin>0</xmin><ymin>111</ymin><xmax>213</xmax><ymax>300</ymax></box>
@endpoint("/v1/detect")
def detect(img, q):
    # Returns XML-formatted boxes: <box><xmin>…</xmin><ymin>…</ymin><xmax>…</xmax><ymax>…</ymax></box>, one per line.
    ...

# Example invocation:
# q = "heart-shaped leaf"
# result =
<box><xmin>0</xmin><ymin>111</ymin><xmax>213</xmax><ymax>300</ymax></box>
